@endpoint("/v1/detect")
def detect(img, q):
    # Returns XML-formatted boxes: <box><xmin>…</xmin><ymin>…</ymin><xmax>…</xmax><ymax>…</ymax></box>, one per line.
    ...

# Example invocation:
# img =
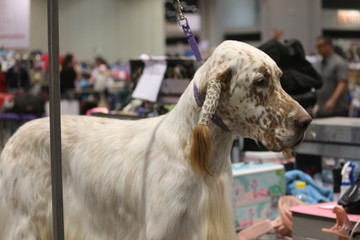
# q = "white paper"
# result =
<box><xmin>132</xmin><ymin>59</ymin><xmax>167</xmax><ymax>102</ymax></box>
<box><xmin>318</xmin><ymin>204</ymin><xmax>336</xmax><ymax>210</ymax></box>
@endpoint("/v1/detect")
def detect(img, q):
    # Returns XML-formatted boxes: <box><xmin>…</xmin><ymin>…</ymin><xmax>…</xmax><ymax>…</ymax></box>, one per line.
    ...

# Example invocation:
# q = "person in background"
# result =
<box><xmin>5</xmin><ymin>55</ymin><xmax>30</xmax><ymax>95</ymax></box>
<box><xmin>271</xmin><ymin>29</ymin><xmax>283</xmax><ymax>41</ymax></box>
<box><xmin>60</xmin><ymin>53</ymin><xmax>81</xmax><ymax>95</ymax></box>
<box><xmin>314</xmin><ymin>36</ymin><xmax>349</xmax><ymax>118</ymax></box>
<box><xmin>89</xmin><ymin>56</ymin><xmax>111</xmax><ymax>93</ymax></box>
<box><xmin>88</xmin><ymin>56</ymin><xmax>112</xmax><ymax>108</ymax></box>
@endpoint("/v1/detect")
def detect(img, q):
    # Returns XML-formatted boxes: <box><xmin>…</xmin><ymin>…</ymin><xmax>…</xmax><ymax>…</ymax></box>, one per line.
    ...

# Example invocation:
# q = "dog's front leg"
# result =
<box><xmin>143</xmin><ymin>177</ymin><xmax>201</xmax><ymax>240</ymax></box>
<box><xmin>145</xmin><ymin>206</ymin><xmax>196</xmax><ymax>240</ymax></box>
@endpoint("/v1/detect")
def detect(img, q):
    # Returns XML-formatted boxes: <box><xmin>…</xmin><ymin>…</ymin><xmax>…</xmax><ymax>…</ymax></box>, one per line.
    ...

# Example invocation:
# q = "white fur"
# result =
<box><xmin>0</xmin><ymin>41</ymin><xmax>310</xmax><ymax>240</ymax></box>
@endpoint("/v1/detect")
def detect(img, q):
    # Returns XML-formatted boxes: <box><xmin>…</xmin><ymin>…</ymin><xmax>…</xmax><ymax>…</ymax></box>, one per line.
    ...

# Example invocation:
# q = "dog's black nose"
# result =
<box><xmin>296</xmin><ymin>115</ymin><xmax>312</xmax><ymax>129</ymax></box>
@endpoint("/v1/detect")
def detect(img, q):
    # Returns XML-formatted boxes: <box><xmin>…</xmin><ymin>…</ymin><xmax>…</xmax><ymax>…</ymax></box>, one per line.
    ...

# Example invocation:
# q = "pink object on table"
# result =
<box><xmin>85</xmin><ymin>107</ymin><xmax>109</xmax><ymax>116</ymax></box>
<box><xmin>238</xmin><ymin>219</ymin><xmax>273</xmax><ymax>240</ymax></box>
<box><xmin>322</xmin><ymin>205</ymin><xmax>359</xmax><ymax>240</ymax></box>
<box><xmin>238</xmin><ymin>196</ymin><xmax>306</xmax><ymax>240</ymax></box>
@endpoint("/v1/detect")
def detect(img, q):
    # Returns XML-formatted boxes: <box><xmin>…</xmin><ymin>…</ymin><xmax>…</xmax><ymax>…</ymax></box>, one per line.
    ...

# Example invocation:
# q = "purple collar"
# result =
<box><xmin>193</xmin><ymin>84</ymin><xmax>230</xmax><ymax>132</ymax></box>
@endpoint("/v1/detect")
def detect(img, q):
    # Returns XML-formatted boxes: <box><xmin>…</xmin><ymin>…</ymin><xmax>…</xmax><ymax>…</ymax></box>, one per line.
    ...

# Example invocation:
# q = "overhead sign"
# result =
<box><xmin>0</xmin><ymin>0</ymin><xmax>30</xmax><ymax>49</ymax></box>
<box><xmin>337</xmin><ymin>10</ymin><xmax>360</xmax><ymax>26</ymax></box>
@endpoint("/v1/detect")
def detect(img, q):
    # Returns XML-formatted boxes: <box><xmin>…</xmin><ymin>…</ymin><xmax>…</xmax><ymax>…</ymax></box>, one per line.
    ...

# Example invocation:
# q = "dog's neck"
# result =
<box><xmin>166</xmin><ymin>79</ymin><xmax>235</xmax><ymax>175</ymax></box>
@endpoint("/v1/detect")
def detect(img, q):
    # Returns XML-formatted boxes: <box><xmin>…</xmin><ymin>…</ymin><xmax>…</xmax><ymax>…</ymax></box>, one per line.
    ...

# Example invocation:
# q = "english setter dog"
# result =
<box><xmin>0</xmin><ymin>41</ymin><xmax>311</xmax><ymax>240</ymax></box>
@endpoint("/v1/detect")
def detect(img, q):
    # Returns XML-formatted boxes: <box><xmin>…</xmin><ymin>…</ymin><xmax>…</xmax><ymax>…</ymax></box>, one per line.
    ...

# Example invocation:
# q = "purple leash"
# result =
<box><xmin>180</xmin><ymin>19</ymin><xmax>202</xmax><ymax>62</ymax></box>
<box><xmin>173</xmin><ymin>0</ymin><xmax>229</xmax><ymax>131</ymax></box>
<box><xmin>173</xmin><ymin>0</ymin><xmax>202</xmax><ymax>62</ymax></box>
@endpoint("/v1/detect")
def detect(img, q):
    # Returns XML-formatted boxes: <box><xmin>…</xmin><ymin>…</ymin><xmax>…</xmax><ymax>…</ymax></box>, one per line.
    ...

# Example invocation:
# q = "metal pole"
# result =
<box><xmin>47</xmin><ymin>0</ymin><xmax>64</xmax><ymax>239</ymax></box>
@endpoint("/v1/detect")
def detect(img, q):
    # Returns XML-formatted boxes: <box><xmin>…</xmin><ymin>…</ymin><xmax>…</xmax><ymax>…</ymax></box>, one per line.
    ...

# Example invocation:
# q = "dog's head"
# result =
<box><xmin>190</xmin><ymin>41</ymin><xmax>311</xmax><ymax>173</ymax></box>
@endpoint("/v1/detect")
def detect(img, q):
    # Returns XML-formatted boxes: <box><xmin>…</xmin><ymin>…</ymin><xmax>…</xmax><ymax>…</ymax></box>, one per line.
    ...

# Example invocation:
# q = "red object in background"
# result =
<box><xmin>40</xmin><ymin>54</ymin><xmax>63</xmax><ymax>71</ymax></box>
<box><xmin>111</xmin><ymin>70</ymin><xmax>130</xmax><ymax>81</ymax></box>
<box><xmin>0</xmin><ymin>93</ymin><xmax>14</xmax><ymax>110</ymax></box>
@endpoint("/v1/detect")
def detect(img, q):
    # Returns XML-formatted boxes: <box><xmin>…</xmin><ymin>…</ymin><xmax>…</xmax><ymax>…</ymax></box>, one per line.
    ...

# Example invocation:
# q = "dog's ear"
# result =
<box><xmin>190</xmin><ymin>124</ymin><xmax>211</xmax><ymax>176</ymax></box>
<box><xmin>217</xmin><ymin>68</ymin><xmax>232</xmax><ymax>93</ymax></box>
<box><xmin>190</xmin><ymin>77</ymin><xmax>222</xmax><ymax>176</ymax></box>
<box><xmin>199</xmin><ymin>67</ymin><xmax>232</xmax><ymax>100</ymax></box>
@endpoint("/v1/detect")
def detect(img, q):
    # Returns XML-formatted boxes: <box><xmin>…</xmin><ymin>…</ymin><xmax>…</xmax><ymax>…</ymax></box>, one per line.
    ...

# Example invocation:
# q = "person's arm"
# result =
<box><xmin>74</xmin><ymin>64</ymin><xmax>82</xmax><ymax>81</ymax></box>
<box><xmin>323</xmin><ymin>80</ymin><xmax>348</xmax><ymax>115</ymax></box>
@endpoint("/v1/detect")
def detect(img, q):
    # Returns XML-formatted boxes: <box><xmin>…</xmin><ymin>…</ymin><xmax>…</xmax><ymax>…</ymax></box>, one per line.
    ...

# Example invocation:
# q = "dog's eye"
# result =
<box><xmin>253</xmin><ymin>78</ymin><xmax>267</xmax><ymax>87</ymax></box>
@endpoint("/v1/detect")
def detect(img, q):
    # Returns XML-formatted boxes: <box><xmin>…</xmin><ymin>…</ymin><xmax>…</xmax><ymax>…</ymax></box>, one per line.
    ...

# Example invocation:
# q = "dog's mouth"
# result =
<box><xmin>293</xmin><ymin>131</ymin><xmax>306</xmax><ymax>147</ymax></box>
<box><xmin>257</xmin><ymin>131</ymin><xmax>306</xmax><ymax>152</ymax></box>
<box><xmin>257</xmin><ymin>141</ymin><xmax>269</xmax><ymax>151</ymax></box>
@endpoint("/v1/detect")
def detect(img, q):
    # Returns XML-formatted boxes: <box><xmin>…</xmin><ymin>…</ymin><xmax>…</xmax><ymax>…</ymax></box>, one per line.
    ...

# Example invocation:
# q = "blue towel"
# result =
<box><xmin>285</xmin><ymin>170</ymin><xmax>333</xmax><ymax>204</ymax></box>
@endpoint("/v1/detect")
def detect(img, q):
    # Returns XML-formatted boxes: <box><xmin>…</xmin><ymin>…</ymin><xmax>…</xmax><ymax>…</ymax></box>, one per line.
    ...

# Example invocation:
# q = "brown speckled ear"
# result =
<box><xmin>190</xmin><ymin>77</ymin><xmax>223</xmax><ymax>176</ymax></box>
<box><xmin>198</xmin><ymin>78</ymin><xmax>221</xmax><ymax>126</ymax></box>
<box><xmin>217</xmin><ymin>68</ymin><xmax>232</xmax><ymax>93</ymax></box>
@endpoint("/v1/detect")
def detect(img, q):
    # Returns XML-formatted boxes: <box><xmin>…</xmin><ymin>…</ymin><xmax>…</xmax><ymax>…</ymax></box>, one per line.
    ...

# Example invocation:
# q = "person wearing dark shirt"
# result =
<box><xmin>60</xmin><ymin>53</ymin><xmax>81</xmax><ymax>95</ymax></box>
<box><xmin>313</xmin><ymin>36</ymin><xmax>349</xmax><ymax>117</ymax></box>
<box><xmin>5</xmin><ymin>57</ymin><xmax>30</xmax><ymax>94</ymax></box>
